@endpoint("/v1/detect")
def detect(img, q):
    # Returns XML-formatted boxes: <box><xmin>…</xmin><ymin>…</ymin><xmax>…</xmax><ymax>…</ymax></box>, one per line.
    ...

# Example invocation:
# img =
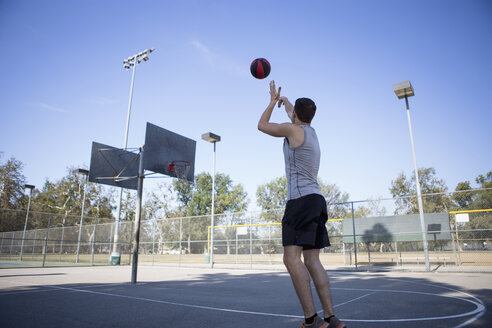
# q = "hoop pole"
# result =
<box><xmin>210</xmin><ymin>142</ymin><xmax>216</xmax><ymax>268</ymax></box>
<box><xmin>131</xmin><ymin>146</ymin><xmax>145</xmax><ymax>284</ymax></box>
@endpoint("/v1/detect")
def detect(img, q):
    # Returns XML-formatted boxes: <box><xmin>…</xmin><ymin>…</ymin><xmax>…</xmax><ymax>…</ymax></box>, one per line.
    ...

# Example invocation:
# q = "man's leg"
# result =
<box><xmin>303</xmin><ymin>249</ymin><xmax>335</xmax><ymax>318</ymax></box>
<box><xmin>283</xmin><ymin>245</ymin><xmax>317</xmax><ymax>318</ymax></box>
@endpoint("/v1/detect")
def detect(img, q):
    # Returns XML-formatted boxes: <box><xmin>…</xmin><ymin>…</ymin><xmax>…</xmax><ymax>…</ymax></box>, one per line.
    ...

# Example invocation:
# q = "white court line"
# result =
<box><xmin>334</xmin><ymin>292</ymin><xmax>376</xmax><ymax>308</ymax></box>
<box><xmin>384</xmin><ymin>277</ymin><xmax>487</xmax><ymax>328</ymax></box>
<box><xmin>0</xmin><ymin>278</ymin><xmax>485</xmax><ymax>324</ymax></box>
<box><xmin>45</xmin><ymin>284</ymin><xmax>305</xmax><ymax>319</ymax></box>
<box><xmin>316</xmin><ymin>292</ymin><xmax>376</xmax><ymax>316</ymax></box>
<box><xmin>0</xmin><ymin>280</ymin><xmax>147</xmax><ymax>296</ymax></box>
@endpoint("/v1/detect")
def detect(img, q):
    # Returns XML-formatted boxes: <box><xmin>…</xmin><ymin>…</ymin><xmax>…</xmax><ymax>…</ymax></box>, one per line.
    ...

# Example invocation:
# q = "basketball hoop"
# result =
<box><xmin>168</xmin><ymin>161</ymin><xmax>191</xmax><ymax>181</ymax></box>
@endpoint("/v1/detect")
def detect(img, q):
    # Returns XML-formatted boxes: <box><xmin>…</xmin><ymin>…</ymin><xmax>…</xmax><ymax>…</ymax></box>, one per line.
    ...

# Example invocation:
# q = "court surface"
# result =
<box><xmin>0</xmin><ymin>264</ymin><xmax>490</xmax><ymax>327</ymax></box>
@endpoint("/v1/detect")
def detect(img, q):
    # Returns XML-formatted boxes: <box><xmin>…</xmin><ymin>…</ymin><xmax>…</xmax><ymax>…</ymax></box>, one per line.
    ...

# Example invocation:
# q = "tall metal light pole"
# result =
<box><xmin>202</xmin><ymin>132</ymin><xmax>221</xmax><ymax>268</ymax></box>
<box><xmin>75</xmin><ymin>169</ymin><xmax>89</xmax><ymax>263</ymax></box>
<box><xmin>19</xmin><ymin>184</ymin><xmax>35</xmax><ymax>261</ymax></box>
<box><xmin>113</xmin><ymin>48</ymin><xmax>155</xmax><ymax>260</ymax></box>
<box><xmin>393</xmin><ymin>81</ymin><xmax>430</xmax><ymax>271</ymax></box>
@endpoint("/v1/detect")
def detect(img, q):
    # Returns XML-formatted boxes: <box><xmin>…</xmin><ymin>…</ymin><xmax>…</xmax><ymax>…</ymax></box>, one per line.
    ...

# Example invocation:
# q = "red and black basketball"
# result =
<box><xmin>250</xmin><ymin>58</ymin><xmax>271</xmax><ymax>79</ymax></box>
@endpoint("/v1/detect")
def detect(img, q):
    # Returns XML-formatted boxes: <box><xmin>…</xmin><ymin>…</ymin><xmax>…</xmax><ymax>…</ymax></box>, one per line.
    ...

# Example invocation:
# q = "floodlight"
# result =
<box><xmin>76</xmin><ymin>168</ymin><xmax>89</xmax><ymax>176</ymax></box>
<box><xmin>23</xmin><ymin>184</ymin><xmax>35</xmax><ymax>190</ymax></box>
<box><xmin>201</xmin><ymin>132</ymin><xmax>221</xmax><ymax>143</ymax></box>
<box><xmin>393</xmin><ymin>81</ymin><xmax>415</xmax><ymax>99</ymax></box>
<box><xmin>142</xmin><ymin>56</ymin><xmax>149</xmax><ymax>62</ymax></box>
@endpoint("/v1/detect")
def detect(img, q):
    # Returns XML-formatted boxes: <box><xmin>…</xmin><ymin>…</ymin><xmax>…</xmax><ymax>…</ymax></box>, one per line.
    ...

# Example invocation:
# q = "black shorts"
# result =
<box><xmin>282</xmin><ymin>193</ymin><xmax>330</xmax><ymax>250</ymax></box>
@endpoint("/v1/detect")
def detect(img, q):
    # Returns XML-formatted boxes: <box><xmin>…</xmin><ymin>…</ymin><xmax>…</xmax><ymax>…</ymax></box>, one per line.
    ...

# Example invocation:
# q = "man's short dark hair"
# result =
<box><xmin>294</xmin><ymin>98</ymin><xmax>317</xmax><ymax>123</ymax></box>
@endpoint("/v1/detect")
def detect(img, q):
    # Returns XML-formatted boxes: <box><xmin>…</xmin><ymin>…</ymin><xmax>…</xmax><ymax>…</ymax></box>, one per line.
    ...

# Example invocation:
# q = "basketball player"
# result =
<box><xmin>258</xmin><ymin>81</ymin><xmax>346</xmax><ymax>328</ymax></box>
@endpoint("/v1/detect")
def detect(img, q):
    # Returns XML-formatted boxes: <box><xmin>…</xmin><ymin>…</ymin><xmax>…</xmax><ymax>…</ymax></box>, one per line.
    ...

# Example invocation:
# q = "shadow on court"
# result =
<box><xmin>0</xmin><ymin>266</ymin><xmax>490</xmax><ymax>327</ymax></box>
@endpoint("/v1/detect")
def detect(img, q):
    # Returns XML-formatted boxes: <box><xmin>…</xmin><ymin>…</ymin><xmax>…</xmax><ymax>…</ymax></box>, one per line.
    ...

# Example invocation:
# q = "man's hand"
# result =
<box><xmin>278</xmin><ymin>96</ymin><xmax>287</xmax><ymax>108</ymax></box>
<box><xmin>269</xmin><ymin>80</ymin><xmax>281</xmax><ymax>105</ymax></box>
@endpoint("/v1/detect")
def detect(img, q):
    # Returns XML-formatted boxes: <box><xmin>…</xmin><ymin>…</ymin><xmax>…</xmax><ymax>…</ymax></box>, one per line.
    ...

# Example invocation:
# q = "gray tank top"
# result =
<box><xmin>283</xmin><ymin>125</ymin><xmax>321</xmax><ymax>200</ymax></box>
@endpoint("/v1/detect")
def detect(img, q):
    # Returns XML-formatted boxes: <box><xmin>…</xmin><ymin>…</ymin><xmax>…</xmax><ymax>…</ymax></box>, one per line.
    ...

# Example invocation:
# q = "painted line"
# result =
<box><xmin>384</xmin><ymin>277</ymin><xmax>486</xmax><ymax>328</ymax></box>
<box><xmin>0</xmin><ymin>280</ymin><xmax>147</xmax><ymax>296</ymax></box>
<box><xmin>45</xmin><ymin>285</ymin><xmax>304</xmax><ymax>319</ymax></box>
<box><xmin>334</xmin><ymin>292</ymin><xmax>376</xmax><ymax>308</ymax></box>
<box><xmin>0</xmin><ymin>278</ymin><xmax>485</xmax><ymax>324</ymax></box>
<box><xmin>329</xmin><ymin>287</ymin><xmax>484</xmax><ymax>322</ymax></box>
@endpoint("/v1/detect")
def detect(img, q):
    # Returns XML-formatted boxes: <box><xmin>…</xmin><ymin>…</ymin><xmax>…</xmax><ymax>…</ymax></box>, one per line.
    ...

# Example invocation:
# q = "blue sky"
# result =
<box><xmin>1</xmin><ymin>0</ymin><xmax>491</xmax><ymax>210</ymax></box>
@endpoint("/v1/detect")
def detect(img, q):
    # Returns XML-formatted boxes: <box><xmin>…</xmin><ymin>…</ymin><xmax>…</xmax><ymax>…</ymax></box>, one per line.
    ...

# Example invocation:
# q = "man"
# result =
<box><xmin>258</xmin><ymin>81</ymin><xmax>346</xmax><ymax>328</ymax></box>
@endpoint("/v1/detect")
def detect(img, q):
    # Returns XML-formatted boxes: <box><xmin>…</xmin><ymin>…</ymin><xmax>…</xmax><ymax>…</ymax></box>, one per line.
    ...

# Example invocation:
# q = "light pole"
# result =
<box><xmin>19</xmin><ymin>184</ymin><xmax>35</xmax><ymax>261</ymax></box>
<box><xmin>113</xmin><ymin>47</ymin><xmax>155</xmax><ymax>259</ymax></box>
<box><xmin>202</xmin><ymin>132</ymin><xmax>221</xmax><ymax>268</ymax></box>
<box><xmin>75</xmin><ymin>169</ymin><xmax>89</xmax><ymax>263</ymax></box>
<box><xmin>393</xmin><ymin>81</ymin><xmax>430</xmax><ymax>271</ymax></box>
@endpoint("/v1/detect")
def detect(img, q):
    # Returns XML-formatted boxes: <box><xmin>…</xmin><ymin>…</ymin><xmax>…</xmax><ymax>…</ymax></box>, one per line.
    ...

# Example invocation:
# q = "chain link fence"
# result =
<box><xmin>1</xmin><ymin>195</ymin><xmax>491</xmax><ymax>271</ymax></box>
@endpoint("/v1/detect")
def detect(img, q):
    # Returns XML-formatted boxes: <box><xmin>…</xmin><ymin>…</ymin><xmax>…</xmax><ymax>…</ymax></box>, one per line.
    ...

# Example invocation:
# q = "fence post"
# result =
<box><xmin>249</xmin><ymin>215</ymin><xmax>253</xmax><ymax>269</ymax></box>
<box><xmin>152</xmin><ymin>220</ymin><xmax>155</xmax><ymax>266</ymax></box>
<box><xmin>9</xmin><ymin>232</ymin><xmax>15</xmax><ymax>259</ymax></box>
<box><xmin>42</xmin><ymin>215</ymin><xmax>52</xmax><ymax>267</ymax></box>
<box><xmin>179</xmin><ymin>217</ymin><xmax>182</xmax><ymax>267</ymax></box>
<box><xmin>32</xmin><ymin>230</ymin><xmax>37</xmax><ymax>260</ymax></box>
<box><xmin>91</xmin><ymin>218</ymin><xmax>99</xmax><ymax>266</ymax></box>
<box><xmin>128</xmin><ymin>220</ymin><xmax>134</xmax><ymax>266</ymax></box>
<box><xmin>351</xmin><ymin>202</ymin><xmax>358</xmax><ymax>269</ymax></box>
<box><xmin>59</xmin><ymin>223</ymin><xmax>65</xmax><ymax>262</ymax></box>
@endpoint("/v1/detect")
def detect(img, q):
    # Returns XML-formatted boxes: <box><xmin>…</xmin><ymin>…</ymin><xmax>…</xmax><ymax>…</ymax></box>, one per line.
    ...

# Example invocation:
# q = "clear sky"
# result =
<box><xmin>1</xmin><ymin>0</ymin><xmax>491</xmax><ymax>211</ymax></box>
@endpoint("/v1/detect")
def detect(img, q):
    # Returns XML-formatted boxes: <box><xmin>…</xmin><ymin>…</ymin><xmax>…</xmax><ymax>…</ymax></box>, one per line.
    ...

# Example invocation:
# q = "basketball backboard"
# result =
<box><xmin>143</xmin><ymin>122</ymin><xmax>196</xmax><ymax>182</ymax></box>
<box><xmin>88</xmin><ymin>142</ymin><xmax>140</xmax><ymax>190</ymax></box>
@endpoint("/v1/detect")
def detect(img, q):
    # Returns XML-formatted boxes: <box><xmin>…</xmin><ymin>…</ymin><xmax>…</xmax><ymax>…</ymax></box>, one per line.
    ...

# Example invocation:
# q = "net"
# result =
<box><xmin>168</xmin><ymin>161</ymin><xmax>191</xmax><ymax>181</ymax></box>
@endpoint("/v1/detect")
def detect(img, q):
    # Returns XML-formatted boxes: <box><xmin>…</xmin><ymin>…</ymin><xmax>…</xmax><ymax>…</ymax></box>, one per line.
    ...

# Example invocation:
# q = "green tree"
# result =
<box><xmin>472</xmin><ymin>171</ymin><xmax>492</xmax><ymax>210</ymax></box>
<box><xmin>169</xmin><ymin>172</ymin><xmax>248</xmax><ymax>253</ymax></box>
<box><xmin>256</xmin><ymin>176</ymin><xmax>350</xmax><ymax>221</ymax></box>
<box><xmin>33</xmin><ymin>167</ymin><xmax>114</xmax><ymax>228</ymax></box>
<box><xmin>0</xmin><ymin>155</ymin><xmax>26</xmax><ymax>210</ymax></box>
<box><xmin>452</xmin><ymin>181</ymin><xmax>474</xmax><ymax>209</ymax></box>
<box><xmin>390</xmin><ymin>167</ymin><xmax>451</xmax><ymax>214</ymax></box>
<box><xmin>0</xmin><ymin>155</ymin><xmax>29</xmax><ymax>232</ymax></box>
<box><xmin>256</xmin><ymin>176</ymin><xmax>287</xmax><ymax>222</ymax></box>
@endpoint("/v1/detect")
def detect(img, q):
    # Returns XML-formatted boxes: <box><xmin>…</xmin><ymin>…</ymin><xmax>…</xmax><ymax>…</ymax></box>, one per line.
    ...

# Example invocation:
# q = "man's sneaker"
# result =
<box><xmin>327</xmin><ymin>316</ymin><xmax>346</xmax><ymax>328</ymax></box>
<box><xmin>301</xmin><ymin>316</ymin><xmax>328</xmax><ymax>328</ymax></box>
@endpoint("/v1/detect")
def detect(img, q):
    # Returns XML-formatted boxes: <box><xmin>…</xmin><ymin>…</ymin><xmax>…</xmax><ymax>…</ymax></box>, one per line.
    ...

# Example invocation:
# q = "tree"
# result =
<box><xmin>0</xmin><ymin>155</ymin><xmax>28</xmax><ymax>232</ymax></box>
<box><xmin>256</xmin><ymin>176</ymin><xmax>350</xmax><ymax>221</ymax></box>
<box><xmin>390</xmin><ymin>167</ymin><xmax>451</xmax><ymax>214</ymax></box>
<box><xmin>256</xmin><ymin>176</ymin><xmax>287</xmax><ymax>222</ymax></box>
<box><xmin>0</xmin><ymin>155</ymin><xmax>26</xmax><ymax>210</ymax></box>
<box><xmin>169</xmin><ymin>172</ymin><xmax>248</xmax><ymax>253</ymax></box>
<box><xmin>32</xmin><ymin>167</ymin><xmax>114</xmax><ymax>228</ymax></box>
<box><xmin>472</xmin><ymin>171</ymin><xmax>492</xmax><ymax>210</ymax></box>
<box><xmin>452</xmin><ymin>181</ymin><xmax>473</xmax><ymax>209</ymax></box>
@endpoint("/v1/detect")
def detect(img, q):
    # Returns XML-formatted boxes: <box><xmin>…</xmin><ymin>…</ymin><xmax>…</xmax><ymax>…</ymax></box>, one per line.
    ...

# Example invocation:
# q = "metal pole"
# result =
<box><xmin>20</xmin><ymin>187</ymin><xmax>34</xmax><ymax>261</ymax></box>
<box><xmin>405</xmin><ymin>96</ymin><xmax>430</xmax><ymax>271</ymax></box>
<box><xmin>209</xmin><ymin>142</ymin><xmax>217</xmax><ymax>268</ymax></box>
<box><xmin>91</xmin><ymin>217</ymin><xmax>99</xmax><ymax>266</ymax></box>
<box><xmin>250</xmin><ymin>215</ymin><xmax>253</xmax><ymax>269</ymax></box>
<box><xmin>152</xmin><ymin>220</ymin><xmax>155</xmax><ymax>266</ymax></box>
<box><xmin>42</xmin><ymin>215</ymin><xmax>52</xmax><ymax>267</ymax></box>
<box><xmin>131</xmin><ymin>146</ymin><xmax>145</xmax><ymax>284</ymax></box>
<box><xmin>179</xmin><ymin>217</ymin><xmax>182</xmax><ymax>267</ymax></box>
<box><xmin>114</xmin><ymin>58</ymin><xmax>138</xmax><ymax>255</ymax></box>
<box><xmin>351</xmin><ymin>202</ymin><xmax>358</xmax><ymax>269</ymax></box>
<box><xmin>76</xmin><ymin>174</ymin><xmax>89</xmax><ymax>263</ymax></box>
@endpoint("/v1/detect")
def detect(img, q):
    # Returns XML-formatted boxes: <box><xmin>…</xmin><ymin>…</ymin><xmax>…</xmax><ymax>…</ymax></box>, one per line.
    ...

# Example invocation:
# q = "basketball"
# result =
<box><xmin>250</xmin><ymin>58</ymin><xmax>271</xmax><ymax>79</ymax></box>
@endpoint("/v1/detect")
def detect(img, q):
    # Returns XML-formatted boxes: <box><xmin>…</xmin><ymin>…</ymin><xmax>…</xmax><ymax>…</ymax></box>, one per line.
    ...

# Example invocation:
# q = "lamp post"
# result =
<box><xmin>75</xmin><ymin>169</ymin><xmax>89</xmax><ymax>263</ymax></box>
<box><xmin>202</xmin><ymin>132</ymin><xmax>221</xmax><ymax>268</ymax></box>
<box><xmin>393</xmin><ymin>81</ymin><xmax>430</xmax><ymax>271</ymax></box>
<box><xmin>19</xmin><ymin>184</ymin><xmax>35</xmax><ymax>261</ymax></box>
<box><xmin>113</xmin><ymin>47</ymin><xmax>155</xmax><ymax>258</ymax></box>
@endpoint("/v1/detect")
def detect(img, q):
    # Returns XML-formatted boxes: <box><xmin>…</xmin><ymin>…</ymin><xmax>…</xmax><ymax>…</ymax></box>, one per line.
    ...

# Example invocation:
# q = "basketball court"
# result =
<box><xmin>0</xmin><ymin>265</ymin><xmax>489</xmax><ymax>327</ymax></box>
